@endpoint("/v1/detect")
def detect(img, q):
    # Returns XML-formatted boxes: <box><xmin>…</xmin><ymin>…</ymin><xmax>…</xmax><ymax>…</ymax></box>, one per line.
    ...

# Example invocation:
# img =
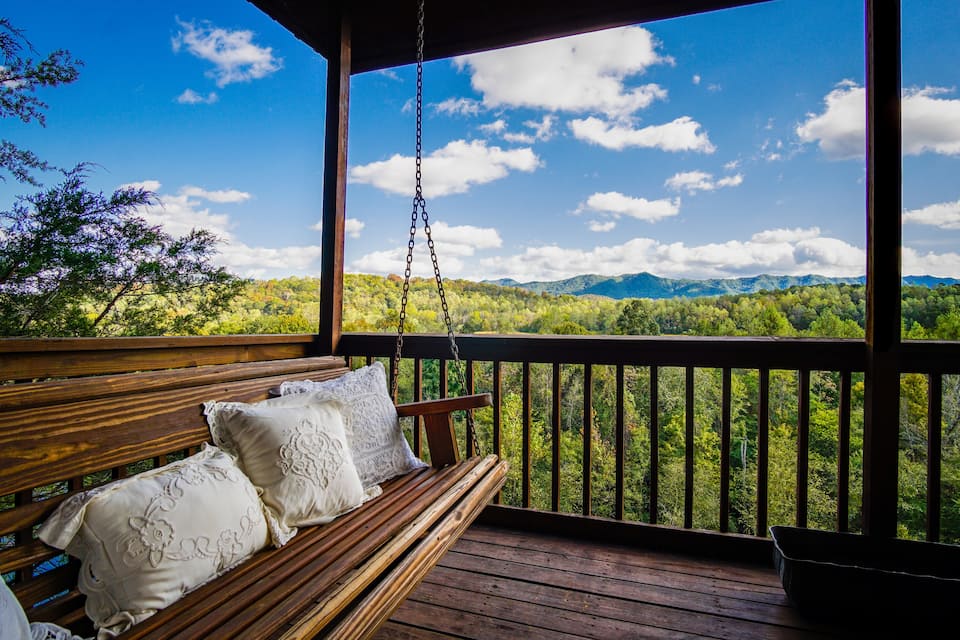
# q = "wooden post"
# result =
<box><xmin>318</xmin><ymin>10</ymin><xmax>351</xmax><ymax>356</ymax></box>
<box><xmin>862</xmin><ymin>0</ymin><xmax>901</xmax><ymax>538</ymax></box>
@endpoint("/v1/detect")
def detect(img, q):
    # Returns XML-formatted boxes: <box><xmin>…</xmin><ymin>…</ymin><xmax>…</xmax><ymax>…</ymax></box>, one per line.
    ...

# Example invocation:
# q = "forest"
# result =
<box><xmin>199</xmin><ymin>275</ymin><xmax>960</xmax><ymax>543</ymax></box>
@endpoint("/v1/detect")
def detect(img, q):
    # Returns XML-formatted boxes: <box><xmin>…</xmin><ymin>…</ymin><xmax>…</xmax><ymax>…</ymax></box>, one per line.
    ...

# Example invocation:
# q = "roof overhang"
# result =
<box><xmin>248</xmin><ymin>0</ymin><xmax>770</xmax><ymax>74</ymax></box>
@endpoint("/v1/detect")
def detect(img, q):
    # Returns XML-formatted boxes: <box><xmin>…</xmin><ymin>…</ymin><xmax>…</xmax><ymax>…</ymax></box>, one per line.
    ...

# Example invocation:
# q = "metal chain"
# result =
<box><xmin>392</xmin><ymin>0</ymin><xmax>483</xmax><ymax>458</ymax></box>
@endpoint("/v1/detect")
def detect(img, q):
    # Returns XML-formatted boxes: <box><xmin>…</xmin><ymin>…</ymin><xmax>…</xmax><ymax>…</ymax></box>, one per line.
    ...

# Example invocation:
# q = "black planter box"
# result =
<box><xmin>770</xmin><ymin>525</ymin><xmax>960</xmax><ymax>623</ymax></box>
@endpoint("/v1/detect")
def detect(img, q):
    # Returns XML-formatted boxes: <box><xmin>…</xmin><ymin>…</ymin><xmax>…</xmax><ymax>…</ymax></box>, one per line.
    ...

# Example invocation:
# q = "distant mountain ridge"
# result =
<box><xmin>484</xmin><ymin>272</ymin><xmax>960</xmax><ymax>300</ymax></box>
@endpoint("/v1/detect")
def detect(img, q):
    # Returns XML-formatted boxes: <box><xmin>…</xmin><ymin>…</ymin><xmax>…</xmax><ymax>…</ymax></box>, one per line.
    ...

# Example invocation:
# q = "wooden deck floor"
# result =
<box><xmin>374</xmin><ymin>524</ymin><xmax>879</xmax><ymax>640</ymax></box>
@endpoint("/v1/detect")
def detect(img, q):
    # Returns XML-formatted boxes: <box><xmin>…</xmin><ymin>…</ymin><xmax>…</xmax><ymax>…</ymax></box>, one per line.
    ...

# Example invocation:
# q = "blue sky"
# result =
<box><xmin>3</xmin><ymin>1</ymin><xmax>960</xmax><ymax>282</ymax></box>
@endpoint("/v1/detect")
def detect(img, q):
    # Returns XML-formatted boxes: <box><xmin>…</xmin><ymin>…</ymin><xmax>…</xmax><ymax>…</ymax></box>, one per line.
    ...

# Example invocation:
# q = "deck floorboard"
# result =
<box><xmin>375</xmin><ymin>524</ymin><xmax>879</xmax><ymax>639</ymax></box>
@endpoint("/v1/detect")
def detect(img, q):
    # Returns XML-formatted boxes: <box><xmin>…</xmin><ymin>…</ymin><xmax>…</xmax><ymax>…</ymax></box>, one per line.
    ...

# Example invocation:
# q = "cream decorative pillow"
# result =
<box><xmin>279</xmin><ymin>362</ymin><xmax>428</xmax><ymax>488</ymax></box>
<box><xmin>1</xmin><ymin>576</ymin><xmax>31</xmax><ymax>640</ymax></box>
<box><xmin>37</xmin><ymin>446</ymin><xmax>269</xmax><ymax>639</ymax></box>
<box><xmin>203</xmin><ymin>396</ymin><xmax>375</xmax><ymax>547</ymax></box>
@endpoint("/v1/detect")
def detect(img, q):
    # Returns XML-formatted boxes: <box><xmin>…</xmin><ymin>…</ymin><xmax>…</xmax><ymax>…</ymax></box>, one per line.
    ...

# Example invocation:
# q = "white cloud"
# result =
<box><xmin>724</xmin><ymin>160</ymin><xmax>741</xmax><ymax>171</ymax></box>
<box><xmin>478</xmin><ymin>227</ymin><xmax>868</xmax><ymax>281</ymax></box>
<box><xmin>181</xmin><ymin>186</ymin><xmax>251</xmax><ymax>203</ymax></box>
<box><xmin>904</xmin><ymin>199</ymin><xmax>960</xmax><ymax>230</ymax></box>
<box><xmin>127</xmin><ymin>180</ymin><xmax>320</xmax><ymax>278</ymax></box>
<box><xmin>433</xmin><ymin>97</ymin><xmax>481</xmax><ymax>116</ymax></box>
<box><xmin>176</xmin><ymin>88</ymin><xmax>218</xmax><ymax>105</ymax></box>
<box><xmin>345</xmin><ymin>218</ymin><xmax>366</xmax><ymax>238</ymax></box>
<box><xmin>349</xmin><ymin>139</ymin><xmax>541</xmax><ymax>197</ymax></box>
<box><xmin>581</xmin><ymin>191</ymin><xmax>680</xmax><ymax>222</ymax></box>
<box><xmin>569</xmin><ymin>116</ymin><xmax>715</xmax><ymax>153</ymax></box>
<box><xmin>903</xmin><ymin>86</ymin><xmax>960</xmax><ymax>155</ymax></box>
<box><xmin>751</xmin><ymin>227</ymin><xmax>822</xmax><ymax>243</ymax></box>
<box><xmin>797</xmin><ymin>82</ymin><xmax>960</xmax><ymax>159</ymax></box>
<box><xmin>348</xmin><ymin>221</ymin><xmax>501</xmax><ymax>277</ymax></box>
<box><xmin>377</xmin><ymin>69</ymin><xmax>401</xmax><ymax>81</ymax></box>
<box><xmin>479</xmin><ymin>119</ymin><xmax>507</xmax><ymax>135</ymax></box>
<box><xmin>692</xmin><ymin>74</ymin><xmax>701</xmax><ymax>85</ymax></box>
<box><xmin>665</xmin><ymin>170</ymin><xmax>744</xmax><ymax>194</ymax></box>
<box><xmin>172</xmin><ymin>19</ymin><xmax>282</xmax><ymax>87</ymax></box>
<box><xmin>401</xmin><ymin>98</ymin><xmax>414</xmax><ymax>114</ymax></box>
<box><xmin>454</xmin><ymin>26</ymin><xmax>672</xmax><ymax>119</ymax></box>
<box><xmin>903</xmin><ymin>246</ymin><xmax>960</xmax><ymax>278</ymax></box>
<box><xmin>589</xmin><ymin>220</ymin><xmax>617</xmax><ymax>232</ymax></box>
<box><xmin>120</xmin><ymin>180</ymin><xmax>162</xmax><ymax>192</ymax></box>
<box><xmin>503</xmin><ymin>131</ymin><xmax>535</xmax><ymax>144</ymax></box>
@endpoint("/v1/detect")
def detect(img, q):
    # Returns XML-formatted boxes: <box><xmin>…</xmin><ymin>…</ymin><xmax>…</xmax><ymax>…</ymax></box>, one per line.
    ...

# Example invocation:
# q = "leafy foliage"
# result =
<box><xmin>0</xmin><ymin>166</ymin><xmax>245</xmax><ymax>336</ymax></box>
<box><xmin>0</xmin><ymin>18</ymin><xmax>81</xmax><ymax>185</ymax></box>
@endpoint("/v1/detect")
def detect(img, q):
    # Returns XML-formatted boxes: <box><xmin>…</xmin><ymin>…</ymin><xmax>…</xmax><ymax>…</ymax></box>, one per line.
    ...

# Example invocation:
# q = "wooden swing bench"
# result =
<box><xmin>0</xmin><ymin>355</ymin><xmax>507</xmax><ymax>639</ymax></box>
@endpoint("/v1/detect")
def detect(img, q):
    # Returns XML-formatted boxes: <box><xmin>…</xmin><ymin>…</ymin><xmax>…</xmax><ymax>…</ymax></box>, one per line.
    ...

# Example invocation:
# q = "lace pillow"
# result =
<box><xmin>279</xmin><ymin>362</ymin><xmax>427</xmax><ymax>488</ymax></box>
<box><xmin>37</xmin><ymin>446</ymin><xmax>269</xmax><ymax>639</ymax></box>
<box><xmin>1</xmin><ymin>575</ymin><xmax>31</xmax><ymax>640</ymax></box>
<box><xmin>203</xmin><ymin>396</ymin><xmax>377</xmax><ymax>547</ymax></box>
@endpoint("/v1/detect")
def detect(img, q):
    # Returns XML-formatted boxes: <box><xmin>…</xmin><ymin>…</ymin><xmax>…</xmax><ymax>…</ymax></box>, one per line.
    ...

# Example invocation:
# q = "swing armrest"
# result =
<box><xmin>396</xmin><ymin>393</ymin><xmax>492</xmax><ymax>469</ymax></box>
<box><xmin>395</xmin><ymin>393</ymin><xmax>492</xmax><ymax>417</ymax></box>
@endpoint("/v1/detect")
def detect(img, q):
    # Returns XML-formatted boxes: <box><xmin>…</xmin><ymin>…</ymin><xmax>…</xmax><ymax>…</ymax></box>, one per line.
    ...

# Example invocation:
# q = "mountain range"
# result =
<box><xmin>484</xmin><ymin>272</ymin><xmax>960</xmax><ymax>300</ymax></box>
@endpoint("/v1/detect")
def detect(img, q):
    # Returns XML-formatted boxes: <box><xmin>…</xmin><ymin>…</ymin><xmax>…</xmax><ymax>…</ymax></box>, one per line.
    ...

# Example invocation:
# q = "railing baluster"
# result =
<box><xmin>649</xmin><ymin>365</ymin><xmax>659</xmax><ymax>525</ymax></box>
<box><xmin>493</xmin><ymin>360</ymin><xmax>502</xmax><ymax>504</ymax></box>
<box><xmin>465</xmin><ymin>360</ymin><xmax>475</xmax><ymax>458</ymax></box>
<box><xmin>615</xmin><ymin>365</ymin><xmax>625</xmax><ymax>521</ymax></box>
<box><xmin>758</xmin><ymin>368</ymin><xmax>770</xmax><ymax>537</ymax></box>
<box><xmin>583</xmin><ymin>364</ymin><xmax>593</xmax><ymax>517</ymax></box>
<box><xmin>439</xmin><ymin>359</ymin><xmax>448</xmax><ymax>398</ymax></box>
<box><xmin>413</xmin><ymin>358</ymin><xmax>423</xmax><ymax>458</ymax></box>
<box><xmin>684</xmin><ymin>366</ymin><xmax>694</xmax><ymax>529</ymax></box>
<box><xmin>838</xmin><ymin>370</ymin><xmax>851</xmax><ymax>532</ymax></box>
<box><xmin>552</xmin><ymin>362</ymin><xmax>561</xmax><ymax>512</ymax></box>
<box><xmin>365</xmin><ymin>355</ymin><xmax>373</xmax><ymax>367</ymax></box>
<box><xmin>720</xmin><ymin>368</ymin><xmax>732</xmax><ymax>533</ymax></box>
<box><xmin>797</xmin><ymin>369</ymin><xmax>810</xmax><ymax>528</ymax></box>
<box><xmin>927</xmin><ymin>372</ymin><xmax>942</xmax><ymax>542</ymax></box>
<box><xmin>522</xmin><ymin>361</ymin><xmax>531</xmax><ymax>509</ymax></box>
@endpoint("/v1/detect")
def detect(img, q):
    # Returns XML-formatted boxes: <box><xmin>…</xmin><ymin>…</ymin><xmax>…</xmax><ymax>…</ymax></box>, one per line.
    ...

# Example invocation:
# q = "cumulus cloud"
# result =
<box><xmin>569</xmin><ymin>116</ymin><xmax>715</xmax><ymax>153</ymax></box>
<box><xmin>477</xmin><ymin>227</ymin><xmax>868</xmax><ymax>281</ymax></box>
<box><xmin>502</xmin><ymin>115</ymin><xmax>557</xmax><ymax>143</ymax></box>
<box><xmin>454</xmin><ymin>26</ymin><xmax>672</xmax><ymax>119</ymax></box>
<box><xmin>692</xmin><ymin>74</ymin><xmax>701</xmax><ymax>85</ymax></box>
<box><xmin>127</xmin><ymin>181</ymin><xmax>320</xmax><ymax>278</ymax></box>
<box><xmin>797</xmin><ymin>81</ymin><xmax>960</xmax><ymax>159</ymax></box>
<box><xmin>176</xmin><ymin>88</ymin><xmax>218</xmax><ymax>105</ymax></box>
<box><xmin>345</xmin><ymin>218</ymin><xmax>366</xmax><ymax>238</ymax></box>
<box><xmin>580</xmin><ymin>191</ymin><xmax>680</xmax><ymax>222</ymax></box>
<box><xmin>665</xmin><ymin>170</ymin><xmax>744</xmax><ymax>194</ymax></box>
<box><xmin>120</xmin><ymin>179</ymin><xmax>162</xmax><ymax>192</ymax></box>
<box><xmin>349</xmin><ymin>139</ymin><xmax>541</xmax><ymax>197</ymax></box>
<box><xmin>172</xmin><ymin>18</ymin><xmax>282</xmax><ymax>87</ymax></box>
<box><xmin>588</xmin><ymin>220</ymin><xmax>617</xmax><ymax>232</ymax></box>
<box><xmin>903</xmin><ymin>199</ymin><xmax>960</xmax><ymax>230</ymax></box>
<box><xmin>433</xmin><ymin>97</ymin><xmax>481</xmax><ymax>116</ymax></box>
<box><xmin>479</xmin><ymin>119</ymin><xmax>507</xmax><ymax>135</ymax></box>
<box><xmin>348</xmin><ymin>221</ymin><xmax>501</xmax><ymax>277</ymax></box>
<box><xmin>180</xmin><ymin>186</ymin><xmax>251</xmax><ymax>203</ymax></box>
<box><xmin>903</xmin><ymin>246</ymin><xmax>960</xmax><ymax>278</ymax></box>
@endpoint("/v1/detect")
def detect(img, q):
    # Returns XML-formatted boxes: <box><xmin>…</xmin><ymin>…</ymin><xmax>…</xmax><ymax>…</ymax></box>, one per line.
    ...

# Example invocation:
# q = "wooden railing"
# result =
<box><xmin>3</xmin><ymin>333</ymin><xmax>958</xmax><ymax>545</ymax></box>
<box><xmin>339</xmin><ymin>333</ymin><xmax>960</xmax><ymax>543</ymax></box>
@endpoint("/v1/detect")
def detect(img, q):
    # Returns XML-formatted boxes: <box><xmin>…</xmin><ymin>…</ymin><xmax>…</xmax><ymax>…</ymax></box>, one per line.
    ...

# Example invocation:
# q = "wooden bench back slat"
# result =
<box><xmin>0</xmin><ymin>335</ymin><xmax>316</xmax><ymax>381</ymax></box>
<box><xmin>0</xmin><ymin>358</ymin><xmax>347</xmax><ymax>496</ymax></box>
<box><xmin>0</xmin><ymin>357</ymin><xmax>342</xmax><ymax>412</ymax></box>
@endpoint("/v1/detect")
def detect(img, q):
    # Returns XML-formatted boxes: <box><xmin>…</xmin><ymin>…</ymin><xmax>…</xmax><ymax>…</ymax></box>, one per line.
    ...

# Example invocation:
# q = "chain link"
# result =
<box><xmin>392</xmin><ymin>0</ymin><xmax>483</xmax><ymax>459</ymax></box>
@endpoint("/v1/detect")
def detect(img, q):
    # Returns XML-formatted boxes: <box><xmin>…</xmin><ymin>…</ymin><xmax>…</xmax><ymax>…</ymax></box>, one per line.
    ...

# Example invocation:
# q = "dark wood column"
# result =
<box><xmin>862</xmin><ymin>0</ymin><xmax>901</xmax><ymax>537</ymax></box>
<box><xmin>318</xmin><ymin>9</ymin><xmax>351</xmax><ymax>356</ymax></box>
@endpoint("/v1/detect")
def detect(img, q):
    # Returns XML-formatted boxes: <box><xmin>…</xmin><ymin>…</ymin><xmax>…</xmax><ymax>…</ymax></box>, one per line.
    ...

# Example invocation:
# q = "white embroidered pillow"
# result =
<box><xmin>37</xmin><ymin>446</ymin><xmax>269</xmax><ymax>639</ymax></box>
<box><xmin>279</xmin><ymin>362</ymin><xmax>428</xmax><ymax>487</ymax></box>
<box><xmin>203</xmin><ymin>397</ymin><xmax>375</xmax><ymax>547</ymax></box>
